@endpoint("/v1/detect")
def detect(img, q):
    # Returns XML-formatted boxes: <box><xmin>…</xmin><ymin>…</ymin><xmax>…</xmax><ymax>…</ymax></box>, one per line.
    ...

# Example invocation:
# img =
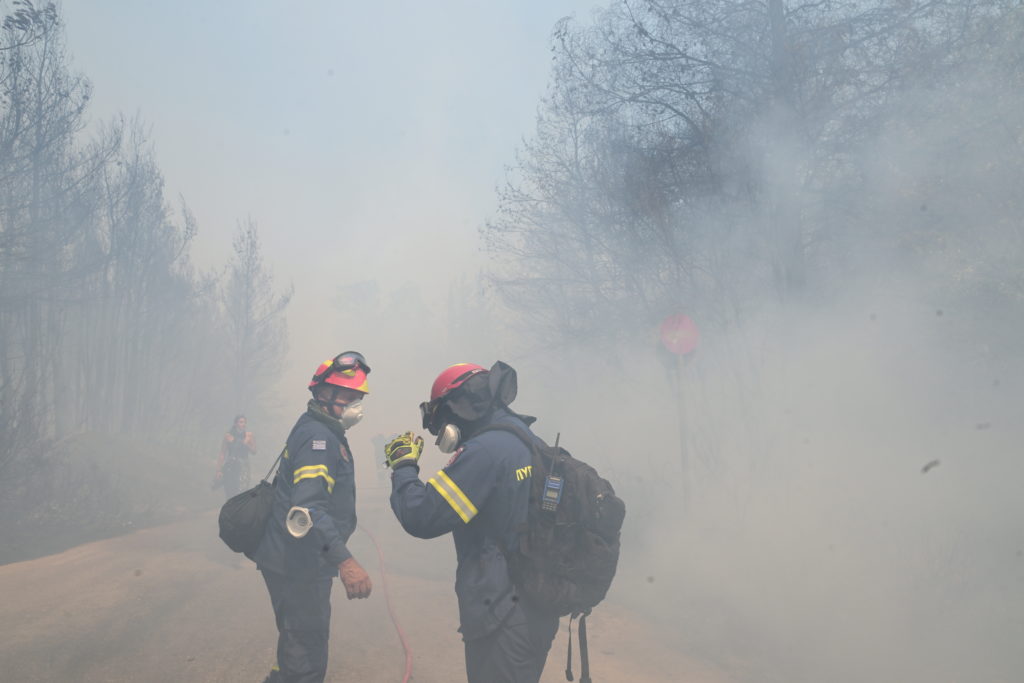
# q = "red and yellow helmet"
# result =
<box><xmin>309</xmin><ymin>351</ymin><xmax>370</xmax><ymax>394</ymax></box>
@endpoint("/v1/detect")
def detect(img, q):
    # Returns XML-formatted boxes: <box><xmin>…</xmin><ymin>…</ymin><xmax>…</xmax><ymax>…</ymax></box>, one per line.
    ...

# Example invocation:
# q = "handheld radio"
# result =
<box><xmin>541</xmin><ymin>432</ymin><xmax>564</xmax><ymax>513</ymax></box>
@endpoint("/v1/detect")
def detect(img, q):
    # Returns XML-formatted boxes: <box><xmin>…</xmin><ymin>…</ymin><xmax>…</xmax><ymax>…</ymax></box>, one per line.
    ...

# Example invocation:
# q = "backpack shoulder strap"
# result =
<box><xmin>474</xmin><ymin>422</ymin><xmax>542</xmax><ymax>452</ymax></box>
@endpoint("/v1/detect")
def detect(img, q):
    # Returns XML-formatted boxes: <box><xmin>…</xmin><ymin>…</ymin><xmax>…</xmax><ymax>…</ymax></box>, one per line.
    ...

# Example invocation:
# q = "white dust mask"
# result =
<box><xmin>339</xmin><ymin>400</ymin><xmax>364</xmax><ymax>429</ymax></box>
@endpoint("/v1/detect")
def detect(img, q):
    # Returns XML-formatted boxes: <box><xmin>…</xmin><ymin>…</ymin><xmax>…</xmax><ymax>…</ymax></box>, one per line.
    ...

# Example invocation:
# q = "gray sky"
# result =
<box><xmin>62</xmin><ymin>1</ymin><xmax>600</xmax><ymax>397</ymax></box>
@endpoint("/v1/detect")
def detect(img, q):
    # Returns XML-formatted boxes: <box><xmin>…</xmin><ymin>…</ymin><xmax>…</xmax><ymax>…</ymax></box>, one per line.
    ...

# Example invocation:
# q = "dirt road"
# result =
<box><xmin>0</xmin><ymin>507</ymin><xmax>732</xmax><ymax>682</ymax></box>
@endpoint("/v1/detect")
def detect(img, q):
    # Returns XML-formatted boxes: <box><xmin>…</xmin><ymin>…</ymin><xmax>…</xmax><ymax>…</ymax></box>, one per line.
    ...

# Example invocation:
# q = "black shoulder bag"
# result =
<box><xmin>217</xmin><ymin>447</ymin><xmax>285</xmax><ymax>559</ymax></box>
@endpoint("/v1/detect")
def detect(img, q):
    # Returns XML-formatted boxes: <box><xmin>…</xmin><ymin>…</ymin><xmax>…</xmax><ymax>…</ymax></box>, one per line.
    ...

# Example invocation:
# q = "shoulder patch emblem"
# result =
<box><xmin>445</xmin><ymin>446</ymin><xmax>464</xmax><ymax>468</ymax></box>
<box><xmin>311</xmin><ymin>440</ymin><xmax>326</xmax><ymax>451</ymax></box>
<box><xmin>339</xmin><ymin>444</ymin><xmax>351</xmax><ymax>462</ymax></box>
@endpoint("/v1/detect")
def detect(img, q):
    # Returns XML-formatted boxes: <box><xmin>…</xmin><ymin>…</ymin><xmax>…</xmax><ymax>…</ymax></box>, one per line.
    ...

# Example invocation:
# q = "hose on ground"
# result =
<box><xmin>359</xmin><ymin>525</ymin><xmax>413</xmax><ymax>683</ymax></box>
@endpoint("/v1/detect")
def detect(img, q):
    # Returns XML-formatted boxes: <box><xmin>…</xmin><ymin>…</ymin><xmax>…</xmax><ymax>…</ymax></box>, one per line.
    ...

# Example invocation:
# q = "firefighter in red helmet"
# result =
<box><xmin>252</xmin><ymin>352</ymin><xmax>374</xmax><ymax>683</ymax></box>
<box><xmin>385</xmin><ymin>361</ymin><xmax>559</xmax><ymax>683</ymax></box>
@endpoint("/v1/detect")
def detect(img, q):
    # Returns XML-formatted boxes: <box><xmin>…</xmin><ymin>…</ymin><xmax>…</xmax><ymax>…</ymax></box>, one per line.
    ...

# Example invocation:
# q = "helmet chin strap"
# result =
<box><xmin>313</xmin><ymin>386</ymin><xmax>342</xmax><ymax>413</ymax></box>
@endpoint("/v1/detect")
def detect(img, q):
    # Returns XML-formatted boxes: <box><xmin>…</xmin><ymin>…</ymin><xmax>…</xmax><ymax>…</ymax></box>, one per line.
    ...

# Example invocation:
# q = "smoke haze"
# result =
<box><xmin>2</xmin><ymin>2</ymin><xmax>1022</xmax><ymax>682</ymax></box>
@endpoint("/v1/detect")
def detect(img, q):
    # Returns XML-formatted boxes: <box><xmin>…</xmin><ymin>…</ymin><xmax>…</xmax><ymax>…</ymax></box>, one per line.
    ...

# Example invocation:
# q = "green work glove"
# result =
<box><xmin>385</xmin><ymin>431</ymin><xmax>424</xmax><ymax>470</ymax></box>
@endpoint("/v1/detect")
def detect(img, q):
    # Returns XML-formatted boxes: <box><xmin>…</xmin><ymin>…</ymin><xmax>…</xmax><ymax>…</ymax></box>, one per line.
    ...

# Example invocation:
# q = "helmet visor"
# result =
<box><xmin>420</xmin><ymin>399</ymin><xmax>442</xmax><ymax>435</ymax></box>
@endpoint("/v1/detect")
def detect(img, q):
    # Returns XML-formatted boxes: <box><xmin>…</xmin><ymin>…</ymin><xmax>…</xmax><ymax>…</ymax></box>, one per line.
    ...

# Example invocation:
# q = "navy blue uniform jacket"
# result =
<box><xmin>254</xmin><ymin>411</ymin><xmax>357</xmax><ymax>579</ymax></box>
<box><xmin>390</xmin><ymin>409</ymin><xmax>541</xmax><ymax>641</ymax></box>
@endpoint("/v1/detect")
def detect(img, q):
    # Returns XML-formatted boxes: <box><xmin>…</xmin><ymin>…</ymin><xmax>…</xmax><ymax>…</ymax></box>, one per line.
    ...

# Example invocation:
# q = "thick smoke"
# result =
<box><xmin>3</xmin><ymin>2</ymin><xmax>1021</xmax><ymax>681</ymax></box>
<box><xmin>485</xmin><ymin>11</ymin><xmax>1024</xmax><ymax>681</ymax></box>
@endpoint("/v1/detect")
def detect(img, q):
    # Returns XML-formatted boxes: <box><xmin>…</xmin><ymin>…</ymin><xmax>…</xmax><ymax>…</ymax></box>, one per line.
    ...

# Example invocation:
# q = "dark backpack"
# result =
<box><xmin>482</xmin><ymin>424</ymin><xmax>625</xmax><ymax>615</ymax></box>
<box><xmin>482</xmin><ymin>424</ymin><xmax>625</xmax><ymax>682</ymax></box>
<box><xmin>218</xmin><ymin>448</ymin><xmax>284</xmax><ymax>559</ymax></box>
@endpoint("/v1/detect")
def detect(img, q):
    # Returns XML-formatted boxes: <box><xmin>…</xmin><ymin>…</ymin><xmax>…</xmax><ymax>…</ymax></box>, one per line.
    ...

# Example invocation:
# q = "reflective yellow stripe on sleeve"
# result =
<box><xmin>427</xmin><ymin>470</ymin><xmax>478</xmax><ymax>523</ymax></box>
<box><xmin>293</xmin><ymin>465</ymin><xmax>335</xmax><ymax>493</ymax></box>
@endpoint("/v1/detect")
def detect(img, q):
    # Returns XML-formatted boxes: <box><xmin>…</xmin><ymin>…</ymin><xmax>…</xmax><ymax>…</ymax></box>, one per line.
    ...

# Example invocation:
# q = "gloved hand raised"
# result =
<box><xmin>384</xmin><ymin>432</ymin><xmax>424</xmax><ymax>470</ymax></box>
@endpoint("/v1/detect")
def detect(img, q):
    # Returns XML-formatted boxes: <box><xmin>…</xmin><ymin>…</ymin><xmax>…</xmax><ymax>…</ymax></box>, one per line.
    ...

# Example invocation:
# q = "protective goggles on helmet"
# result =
<box><xmin>311</xmin><ymin>351</ymin><xmax>371</xmax><ymax>385</ymax></box>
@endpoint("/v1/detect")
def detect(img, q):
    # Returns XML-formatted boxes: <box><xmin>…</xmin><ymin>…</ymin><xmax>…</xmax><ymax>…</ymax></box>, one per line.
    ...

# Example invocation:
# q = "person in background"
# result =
<box><xmin>252</xmin><ymin>351</ymin><xmax>374</xmax><ymax>683</ymax></box>
<box><xmin>214</xmin><ymin>414</ymin><xmax>256</xmax><ymax>498</ymax></box>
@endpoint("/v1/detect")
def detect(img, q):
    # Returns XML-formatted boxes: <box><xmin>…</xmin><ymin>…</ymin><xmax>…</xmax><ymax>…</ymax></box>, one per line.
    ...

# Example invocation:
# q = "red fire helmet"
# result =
<box><xmin>430</xmin><ymin>363</ymin><xmax>486</xmax><ymax>401</ymax></box>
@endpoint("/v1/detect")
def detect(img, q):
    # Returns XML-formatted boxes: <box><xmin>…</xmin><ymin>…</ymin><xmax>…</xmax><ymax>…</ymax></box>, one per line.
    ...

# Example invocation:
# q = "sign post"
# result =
<box><xmin>658</xmin><ymin>314</ymin><xmax>700</xmax><ymax>499</ymax></box>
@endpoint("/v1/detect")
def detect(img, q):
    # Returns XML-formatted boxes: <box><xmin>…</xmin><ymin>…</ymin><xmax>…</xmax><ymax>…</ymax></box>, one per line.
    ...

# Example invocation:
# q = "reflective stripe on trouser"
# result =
<box><xmin>464</xmin><ymin>600</ymin><xmax>559</xmax><ymax>683</ymax></box>
<box><xmin>261</xmin><ymin>568</ymin><xmax>333</xmax><ymax>683</ymax></box>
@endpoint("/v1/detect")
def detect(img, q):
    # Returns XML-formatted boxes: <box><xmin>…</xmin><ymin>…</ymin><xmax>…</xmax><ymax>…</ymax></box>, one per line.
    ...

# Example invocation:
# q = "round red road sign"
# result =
<box><xmin>659</xmin><ymin>314</ymin><xmax>699</xmax><ymax>355</ymax></box>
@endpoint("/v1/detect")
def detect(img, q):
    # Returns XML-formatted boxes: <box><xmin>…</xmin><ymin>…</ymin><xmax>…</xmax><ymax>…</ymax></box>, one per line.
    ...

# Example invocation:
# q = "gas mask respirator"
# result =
<box><xmin>435</xmin><ymin>424</ymin><xmax>460</xmax><ymax>453</ymax></box>
<box><xmin>421</xmin><ymin>401</ymin><xmax>461</xmax><ymax>453</ymax></box>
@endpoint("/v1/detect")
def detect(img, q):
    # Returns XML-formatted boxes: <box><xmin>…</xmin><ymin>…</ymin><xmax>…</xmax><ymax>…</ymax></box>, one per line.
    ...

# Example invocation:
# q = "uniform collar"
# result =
<box><xmin>306</xmin><ymin>399</ymin><xmax>348</xmax><ymax>440</ymax></box>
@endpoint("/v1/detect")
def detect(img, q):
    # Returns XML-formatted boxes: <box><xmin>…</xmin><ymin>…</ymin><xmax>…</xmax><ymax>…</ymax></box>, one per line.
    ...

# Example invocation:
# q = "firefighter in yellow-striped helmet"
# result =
<box><xmin>308</xmin><ymin>351</ymin><xmax>370</xmax><ymax>428</ymax></box>
<box><xmin>251</xmin><ymin>350</ymin><xmax>374</xmax><ymax>682</ymax></box>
